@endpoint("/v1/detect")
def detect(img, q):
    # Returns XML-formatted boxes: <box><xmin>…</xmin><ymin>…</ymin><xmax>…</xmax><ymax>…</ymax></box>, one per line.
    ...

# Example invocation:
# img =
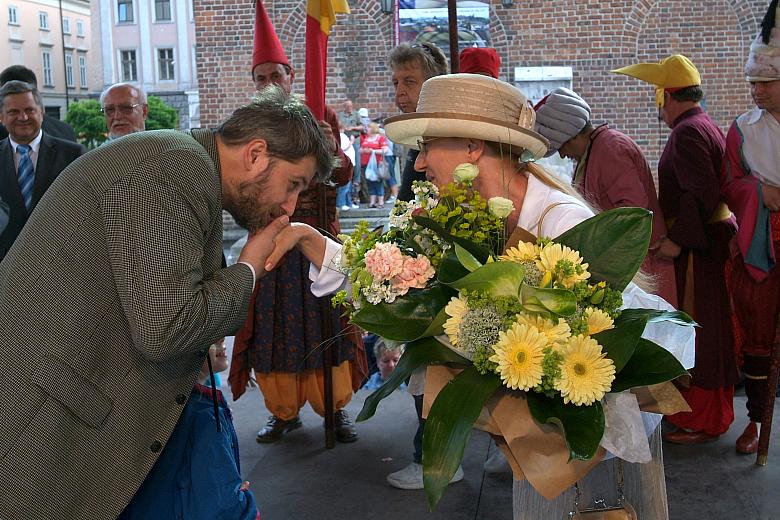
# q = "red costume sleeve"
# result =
<box><xmin>595</xmin><ymin>140</ymin><xmax>651</xmax><ymax>210</ymax></box>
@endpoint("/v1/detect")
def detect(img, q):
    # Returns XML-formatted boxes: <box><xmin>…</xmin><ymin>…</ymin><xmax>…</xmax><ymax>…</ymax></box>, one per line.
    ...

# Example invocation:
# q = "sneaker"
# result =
<box><xmin>386</xmin><ymin>196</ymin><xmax>397</xmax><ymax>204</ymax></box>
<box><xmin>350</xmin><ymin>203</ymin><xmax>360</xmax><ymax>209</ymax></box>
<box><xmin>340</xmin><ymin>205</ymin><xmax>351</xmax><ymax>211</ymax></box>
<box><xmin>386</xmin><ymin>462</ymin><xmax>464</xmax><ymax>490</ymax></box>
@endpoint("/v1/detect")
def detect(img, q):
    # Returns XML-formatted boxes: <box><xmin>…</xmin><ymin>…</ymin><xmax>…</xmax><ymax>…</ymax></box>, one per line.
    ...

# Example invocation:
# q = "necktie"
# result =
<box><xmin>17</xmin><ymin>144</ymin><xmax>34</xmax><ymax>211</ymax></box>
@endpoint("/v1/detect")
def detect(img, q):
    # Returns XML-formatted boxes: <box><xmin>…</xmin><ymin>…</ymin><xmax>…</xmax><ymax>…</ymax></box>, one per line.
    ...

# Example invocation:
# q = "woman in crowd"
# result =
<box><xmin>360</xmin><ymin>121</ymin><xmax>390</xmax><ymax>208</ymax></box>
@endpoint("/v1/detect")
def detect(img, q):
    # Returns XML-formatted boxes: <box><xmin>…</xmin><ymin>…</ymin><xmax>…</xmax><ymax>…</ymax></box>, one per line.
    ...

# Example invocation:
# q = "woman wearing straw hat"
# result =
<box><xmin>265</xmin><ymin>73</ymin><xmax>675</xmax><ymax>519</ymax></box>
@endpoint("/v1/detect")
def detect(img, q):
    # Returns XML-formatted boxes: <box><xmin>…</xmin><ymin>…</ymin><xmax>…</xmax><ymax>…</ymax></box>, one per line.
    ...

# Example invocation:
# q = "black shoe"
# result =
<box><xmin>334</xmin><ymin>409</ymin><xmax>358</xmax><ymax>443</ymax></box>
<box><xmin>256</xmin><ymin>415</ymin><xmax>302</xmax><ymax>444</ymax></box>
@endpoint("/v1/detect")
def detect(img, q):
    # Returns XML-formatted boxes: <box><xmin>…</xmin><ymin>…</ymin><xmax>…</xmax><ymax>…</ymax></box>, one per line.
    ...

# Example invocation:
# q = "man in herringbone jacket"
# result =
<box><xmin>0</xmin><ymin>87</ymin><xmax>334</xmax><ymax>520</ymax></box>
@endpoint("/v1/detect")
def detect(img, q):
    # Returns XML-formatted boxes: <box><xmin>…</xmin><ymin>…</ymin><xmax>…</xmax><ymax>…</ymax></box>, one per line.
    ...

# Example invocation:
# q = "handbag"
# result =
<box><xmin>377</xmin><ymin>157</ymin><xmax>391</xmax><ymax>180</ymax></box>
<box><xmin>365</xmin><ymin>151</ymin><xmax>379</xmax><ymax>182</ymax></box>
<box><xmin>568</xmin><ymin>460</ymin><xmax>637</xmax><ymax>520</ymax></box>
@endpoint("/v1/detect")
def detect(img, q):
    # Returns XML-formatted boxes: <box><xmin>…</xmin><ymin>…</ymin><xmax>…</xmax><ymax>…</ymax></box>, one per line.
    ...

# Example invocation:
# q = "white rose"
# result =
<box><xmin>452</xmin><ymin>163</ymin><xmax>479</xmax><ymax>183</ymax></box>
<box><xmin>488</xmin><ymin>196</ymin><xmax>515</xmax><ymax>219</ymax></box>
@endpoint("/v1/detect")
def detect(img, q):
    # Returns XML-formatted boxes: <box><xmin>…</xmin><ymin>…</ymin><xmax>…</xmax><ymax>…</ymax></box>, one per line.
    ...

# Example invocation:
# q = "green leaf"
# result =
<box><xmin>423</xmin><ymin>367</ymin><xmax>502</xmax><ymax>509</ymax></box>
<box><xmin>611</xmin><ymin>338</ymin><xmax>688</xmax><ymax>392</ymax></box>
<box><xmin>351</xmin><ymin>284</ymin><xmax>457</xmax><ymax>341</ymax></box>
<box><xmin>454</xmin><ymin>243</ymin><xmax>483</xmax><ymax>272</ymax></box>
<box><xmin>592</xmin><ymin>318</ymin><xmax>647</xmax><ymax>373</ymax></box>
<box><xmin>555</xmin><ymin>207</ymin><xmax>652</xmax><ymax>291</ymax></box>
<box><xmin>616</xmin><ymin>308</ymin><xmax>697</xmax><ymax>327</ymax></box>
<box><xmin>438</xmin><ymin>248</ymin><xmax>471</xmax><ymax>284</ymax></box>
<box><xmin>357</xmin><ymin>337</ymin><xmax>469</xmax><ymax>422</ymax></box>
<box><xmin>526</xmin><ymin>392</ymin><xmax>605</xmax><ymax>461</ymax></box>
<box><xmin>520</xmin><ymin>285</ymin><xmax>577</xmax><ymax>316</ymax></box>
<box><xmin>445</xmin><ymin>262</ymin><xmax>525</xmax><ymax>299</ymax></box>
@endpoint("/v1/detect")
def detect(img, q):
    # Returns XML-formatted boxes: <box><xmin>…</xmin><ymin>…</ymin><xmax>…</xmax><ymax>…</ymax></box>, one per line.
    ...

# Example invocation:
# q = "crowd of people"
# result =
<box><xmin>0</xmin><ymin>0</ymin><xmax>778</xmax><ymax>518</ymax></box>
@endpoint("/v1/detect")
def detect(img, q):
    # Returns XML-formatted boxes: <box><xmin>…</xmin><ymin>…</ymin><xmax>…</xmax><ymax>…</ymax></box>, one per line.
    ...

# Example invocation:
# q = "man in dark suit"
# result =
<box><xmin>0</xmin><ymin>80</ymin><xmax>84</xmax><ymax>261</ymax></box>
<box><xmin>0</xmin><ymin>65</ymin><xmax>78</xmax><ymax>142</ymax></box>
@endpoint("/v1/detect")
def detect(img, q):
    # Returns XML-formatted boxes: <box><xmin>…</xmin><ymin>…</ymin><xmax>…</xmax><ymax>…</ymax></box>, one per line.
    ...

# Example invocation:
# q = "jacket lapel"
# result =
<box><xmin>0</xmin><ymin>138</ymin><xmax>25</xmax><ymax>213</ymax></box>
<box><xmin>32</xmin><ymin>133</ymin><xmax>56</xmax><ymax>209</ymax></box>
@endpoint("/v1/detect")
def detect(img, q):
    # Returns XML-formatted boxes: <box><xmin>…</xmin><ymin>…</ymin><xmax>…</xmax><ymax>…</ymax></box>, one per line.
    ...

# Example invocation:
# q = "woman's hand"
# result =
<box><xmin>264</xmin><ymin>223</ymin><xmax>327</xmax><ymax>272</ymax></box>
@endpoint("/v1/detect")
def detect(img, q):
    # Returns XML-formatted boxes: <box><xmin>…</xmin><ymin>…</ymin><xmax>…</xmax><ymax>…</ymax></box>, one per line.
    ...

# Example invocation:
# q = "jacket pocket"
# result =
<box><xmin>29</xmin><ymin>354</ymin><xmax>113</xmax><ymax>428</ymax></box>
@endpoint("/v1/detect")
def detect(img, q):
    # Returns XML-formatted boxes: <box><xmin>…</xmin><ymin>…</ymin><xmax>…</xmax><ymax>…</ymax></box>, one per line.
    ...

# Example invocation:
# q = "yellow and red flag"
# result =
<box><xmin>305</xmin><ymin>0</ymin><xmax>349</xmax><ymax>120</ymax></box>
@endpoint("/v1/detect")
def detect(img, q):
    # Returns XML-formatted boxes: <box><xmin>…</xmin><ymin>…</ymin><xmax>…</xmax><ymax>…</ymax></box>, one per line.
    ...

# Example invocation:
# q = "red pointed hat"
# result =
<box><xmin>252</xmin><ymin>0</ymin><xmax>289</xmax><ymax>72</ymax></box>
<box><xmin>459</xmin><ymin>47</ymin><xmax>500</xmax><ymax>79</ymax></box>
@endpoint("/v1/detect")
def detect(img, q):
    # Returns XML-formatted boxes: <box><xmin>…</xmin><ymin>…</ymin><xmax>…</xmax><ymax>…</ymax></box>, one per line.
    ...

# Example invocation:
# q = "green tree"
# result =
<box><xmin>66</xmin><ymin>95</ymin><xmax>180</xmax><ymax>149</ymax></box>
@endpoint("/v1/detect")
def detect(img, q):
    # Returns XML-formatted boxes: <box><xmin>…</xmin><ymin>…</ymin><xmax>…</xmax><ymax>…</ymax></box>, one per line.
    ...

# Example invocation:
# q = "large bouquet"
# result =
<box><xmin>336</xmin><ymin>165</ymin><xmax>693</xmax><ymax>508</ymax></box>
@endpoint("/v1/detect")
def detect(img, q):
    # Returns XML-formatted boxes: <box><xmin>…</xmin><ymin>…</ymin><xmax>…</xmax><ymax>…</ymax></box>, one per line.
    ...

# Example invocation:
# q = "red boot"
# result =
<box><xmin>736</xmin><ymin>422</ymin><xmax>759</xmax><ymax>455</ymax></box>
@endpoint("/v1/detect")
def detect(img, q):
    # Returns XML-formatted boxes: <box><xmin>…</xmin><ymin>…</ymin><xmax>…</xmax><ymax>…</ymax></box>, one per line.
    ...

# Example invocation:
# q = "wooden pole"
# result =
<box><xmin>447</xmin><ymin>0</ymin><xmax>459</xmax><ymax>73</ymax></box>
<box><xmin>318</xmin><ymin>183</ymin><xmax>336</xmax><ymax>449</ymax></box>
<box><xmin>756</xmin><ymin>315</ymin><xmax>780</xmax><ymax>465</ymax></box>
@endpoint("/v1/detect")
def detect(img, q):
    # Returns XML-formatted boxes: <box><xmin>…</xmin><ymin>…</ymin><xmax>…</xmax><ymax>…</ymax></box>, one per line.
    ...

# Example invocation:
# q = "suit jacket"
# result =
<box><xmin>0</xmin><ymin>195</ymin><xmax>8</xmax><ymax>234</ymax></box>
<box><xmin>0</xmin><ymin>129</ymin><xmax>255</xmax><ymax>519</ymax></box>
<box><xmin>0</xmin><ymin>133</ymin><xmax>85</xmax><ymax>260</ymax></box>
<box><xmin>0</xmin><ymin>113</ymin><xmax>78</xmax><ymax>142</ymax></box>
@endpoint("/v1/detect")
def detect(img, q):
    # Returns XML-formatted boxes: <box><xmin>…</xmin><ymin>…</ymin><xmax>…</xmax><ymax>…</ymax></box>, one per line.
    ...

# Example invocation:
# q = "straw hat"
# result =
<box><xmin>384</xmin><ymin>73</ymin><xmax>549</xmax><ymax>161</ymax></box>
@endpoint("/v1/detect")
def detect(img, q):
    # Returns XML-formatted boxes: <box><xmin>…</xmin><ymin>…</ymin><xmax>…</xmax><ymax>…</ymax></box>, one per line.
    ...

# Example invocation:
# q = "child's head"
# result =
<box><xmin>374</xmin><ymin>339</ymin><xmax>405</xmax><ymax>381</ymax></box>
<box><xmin>198</xmin><ymin>338</ymin><xmax>228</xmax><ymax>383</ymax></box>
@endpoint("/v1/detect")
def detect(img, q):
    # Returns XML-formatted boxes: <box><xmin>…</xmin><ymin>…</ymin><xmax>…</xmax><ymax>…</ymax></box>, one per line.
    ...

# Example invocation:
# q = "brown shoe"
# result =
<box><xmin>256</xmin><ymin>415</ymin><xmax>302</xmax><ymax>444</ymax></box>
<box><xmin>334</xmin><ymin>409</ymin><xmax>358</xmax><ymax>443</ymax></box>
<box><xmin>736</xmin><ymin>422</ymin><xmax>759</xmax><ymax>454</ymax></box>
<box><xmin>663</xmin><ymin>429</ymin><xmax>719</xmax><ymax>445</ymax></box>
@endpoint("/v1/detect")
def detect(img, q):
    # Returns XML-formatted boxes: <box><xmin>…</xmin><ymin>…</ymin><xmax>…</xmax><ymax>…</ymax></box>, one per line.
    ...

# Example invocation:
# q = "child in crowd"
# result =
<box><xmin>363</xmin><ymin>339</ymin><xmax>405</xmax><ymax>391</ymax></box>
<box><xmin>119</xmin><ymin>339</ymin><xmax>260</xmax><ymax>520</ymax></box>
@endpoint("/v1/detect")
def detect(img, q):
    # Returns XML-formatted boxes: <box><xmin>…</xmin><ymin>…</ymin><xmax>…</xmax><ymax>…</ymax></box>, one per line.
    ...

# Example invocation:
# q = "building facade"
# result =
<box><xmin>193</xmin><ymin>0</ymin><xmax>768</xmax><ymax>171</ymax></box>
<box><xmin>92</xmin><ymin>0</ymin><xmax>199</xmax><ymax>128</ymax></box>
<box><xmin>1</xmin><ymin>0</ymin><xmax>91</xmax><ymax>119</ymax></box>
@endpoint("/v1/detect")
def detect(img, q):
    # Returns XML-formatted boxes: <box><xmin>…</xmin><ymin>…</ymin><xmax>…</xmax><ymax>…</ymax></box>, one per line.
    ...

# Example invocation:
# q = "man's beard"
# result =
<box><xmin>229</xmin><ymin>166</ymin><xmax>287</xmax><ymax>233</ymax></box>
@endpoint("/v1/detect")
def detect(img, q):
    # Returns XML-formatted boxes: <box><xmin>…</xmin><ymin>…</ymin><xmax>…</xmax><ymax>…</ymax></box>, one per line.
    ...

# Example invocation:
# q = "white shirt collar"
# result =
<box><xmin>744</xmin><ymin>106</ymin><xmax>767</xmax><ymax>125</ymax></box>
<box><xmin>9</xmin><ymin>130</ymin><xmax>43</xmax><ymax>154</ymax></box>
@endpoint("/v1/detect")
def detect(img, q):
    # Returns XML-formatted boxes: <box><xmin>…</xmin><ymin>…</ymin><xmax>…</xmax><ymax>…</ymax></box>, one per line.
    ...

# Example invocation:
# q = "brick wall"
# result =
<box><xmin>194</xmin><ymin>0</ymin><xmax>769</xmax><ymax>170</ymax></box>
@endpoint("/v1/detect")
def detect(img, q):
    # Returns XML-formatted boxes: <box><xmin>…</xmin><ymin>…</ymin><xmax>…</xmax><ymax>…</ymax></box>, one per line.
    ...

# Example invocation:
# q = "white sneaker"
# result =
<box><xmin>340</xmin><ymin>205</ymin><xmax>351</xmax><ymax>211</ymax></box>
<box><xmin>386</xmin><ymin>462</ymin><xmax>464</xmax><ymax>490</ymax></box>
<box><xmin>350</xmin><ymin>203</ymin><xmax>360</xmax><ymax>209</ymax></box>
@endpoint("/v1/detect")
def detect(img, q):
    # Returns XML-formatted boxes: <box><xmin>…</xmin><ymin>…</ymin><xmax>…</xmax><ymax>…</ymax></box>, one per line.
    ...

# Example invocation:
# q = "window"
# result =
<box><xmin>154</xmin><ymin>0</ymin><xmax>171</xmax><ymax>21</ymax></box>
<box><xmin>62</xmin><ymin>17</ymin><xmax>70</xmax><ymax>34</ymax></box>
<box><xmin>39</xmin><ymin>11</ymin><xmax>49</xmax><ymax>29</ymax></box>
<box><xmin>158</xmin><ymin>48</ymin><xmax>174</xmax><ymax>80</ymax></box>
<box><xmin>65</xmin><ymin>54</ymin><xmax>74</xmax><ymax>87</ymax></box>
<box><xmin>79</xmin><ymin>55</ymin><xmax>87</xmax><ymax>87</ymax></box>
<box><xmin>117</xmin><ymin>0</ymin><xmax>133</xmax><ymax>23</ymax></box>
<box><xmin>120</xmin><ymin>50</ymin><xmax>137</xmax><ymax>81</ymax></box>
<box><xmin>42</xmin><ymin>51</ymin><xmax>53</xmax><ymax>86</ymax></box>
<box><xmin>8</xmin><ymin>6</ymin><xmax>18</xmax><ymax>25</ymax></box>
<box><xmin>76</xmin><ymin>19</ymin><xmax>84</xmax><ymax>36</ymax></box>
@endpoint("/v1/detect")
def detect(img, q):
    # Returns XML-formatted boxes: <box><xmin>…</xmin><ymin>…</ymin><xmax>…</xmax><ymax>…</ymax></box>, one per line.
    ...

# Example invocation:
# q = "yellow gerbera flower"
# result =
<box><xmin>444</xmin><ymin>295</ymin><xmax>469</xmax><ymax>346</ymax></box>
<box><xmin>515</xmin><ymin>314</ymin><xmax>571</xmax><ymax>348</ymax></box>
<box><xmin>584</xmin><ymin>307</ymin><xmax>615</xmax><ymax>335</ymax></box>
<box><xmin>555</xmin><ymin>335</ymin><xmax>616</xmax><ymax>406</ymax></box>
<box><xmin>536</xmin><ymin>243</ymin><xmax>591</xmax><ymax>288</ymax></box>
<box><xmin>499</xmin><ymin>242</ymin><xmax>540</xmax><ymax>263</ymax></box>
<box><xmin>489</xmin><ymin>323</ymin><xmax>546</xmax><ymax>391</ymax></box>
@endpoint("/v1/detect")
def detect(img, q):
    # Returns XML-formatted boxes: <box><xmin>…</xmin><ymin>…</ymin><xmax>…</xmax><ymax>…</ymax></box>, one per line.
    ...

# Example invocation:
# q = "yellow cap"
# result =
<box><xmin>611</xmin><ymin>55</ymin><xmax>701</xmax><ymax>107</ymax></box>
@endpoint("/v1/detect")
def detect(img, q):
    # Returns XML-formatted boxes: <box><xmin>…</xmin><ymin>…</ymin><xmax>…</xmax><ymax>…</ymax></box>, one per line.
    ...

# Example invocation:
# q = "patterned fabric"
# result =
<box><xmin>0</xmin><ymin>128</ymin><xmax>255</xmax><ymax>520</ymax></box>
<box><xmin>16</xmin><ymin>144</ymin><xmax>34</xmax><ymax>211</ymax></box>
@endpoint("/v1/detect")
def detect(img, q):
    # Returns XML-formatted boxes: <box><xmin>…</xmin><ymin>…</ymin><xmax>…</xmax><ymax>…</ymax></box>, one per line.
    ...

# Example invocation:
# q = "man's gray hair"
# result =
<box><xmin>99</xmin><ymin>83</ymin><xmax>147</xmax><ymax>105</ymax></box>
<box><xmin>0</xmin><ymin>80</ymin><xmax>43</xmax><ymax>111</ymax></box>
<box><xmin>217</xmin><ymin>85</ymin><xmax>336</xmax><ymax>182</ymax></box>
<box><xmin>388</xmin><ymin>43</ymin><xmax>448</xmax><ymax>80</ymax></box>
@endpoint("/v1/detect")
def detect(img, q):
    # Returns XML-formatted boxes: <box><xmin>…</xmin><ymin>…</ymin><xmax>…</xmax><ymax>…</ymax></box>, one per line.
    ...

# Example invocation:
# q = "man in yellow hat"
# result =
<box><xmin>720</xmin><ymin>0</ymin><xmax>780</xmax><ymax>455</ymax></box>
<box><xmin>613</xmin><ymin>55</ymin><xmax>738</xmax><ymax>444</ymax></box>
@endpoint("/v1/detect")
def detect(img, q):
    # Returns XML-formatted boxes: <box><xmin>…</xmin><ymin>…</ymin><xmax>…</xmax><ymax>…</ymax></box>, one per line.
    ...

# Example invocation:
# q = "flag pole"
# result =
<box><xmin>448</xmin><ymin>0</ymin><xmax>459</xmax><ymax>73</ymax></box>
<box><xmin>756</xmin><ymin>315</ymin><xmax>780</xmax><ymax>465</ymax></box>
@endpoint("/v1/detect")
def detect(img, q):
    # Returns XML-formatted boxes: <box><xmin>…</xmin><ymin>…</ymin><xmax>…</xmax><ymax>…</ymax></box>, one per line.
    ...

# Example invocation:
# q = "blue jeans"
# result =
<box><xmin>367</xmin><ymin>179</ymin><xmax>384</xmax><ymax>197</ymax></box>
<box><xmin>336</xmin><ymin>183</ymin><xmax>351</xmax><ymax>208</ymax></box>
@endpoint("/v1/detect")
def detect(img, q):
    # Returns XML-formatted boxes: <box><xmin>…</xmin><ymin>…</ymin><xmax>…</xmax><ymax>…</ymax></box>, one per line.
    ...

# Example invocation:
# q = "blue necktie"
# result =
<box><xmin>17</xmin><ymin>144</ymin><xmax>34</xmax><ymax>211</ymax></box>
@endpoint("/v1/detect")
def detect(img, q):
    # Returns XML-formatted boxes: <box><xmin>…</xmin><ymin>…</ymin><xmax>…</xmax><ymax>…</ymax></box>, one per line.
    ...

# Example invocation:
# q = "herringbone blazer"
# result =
<box><xmin>0</xmin><ymin>129</ymin><xmax>255</xmax><ymax>520</ymax></box>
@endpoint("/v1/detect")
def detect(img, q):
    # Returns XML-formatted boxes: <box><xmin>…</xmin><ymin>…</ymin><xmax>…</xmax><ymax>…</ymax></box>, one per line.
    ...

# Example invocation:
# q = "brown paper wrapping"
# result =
<box><xmin>423</xmin><ymin>365</ymin><xmax>690</xmax><ymax>500</ymax></box>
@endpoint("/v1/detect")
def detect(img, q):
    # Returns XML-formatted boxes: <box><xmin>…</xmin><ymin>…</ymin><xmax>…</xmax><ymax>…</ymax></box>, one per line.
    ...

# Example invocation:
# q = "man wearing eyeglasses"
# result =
<box><xmin>100</xmin><ymin>83</ymin><xmax>148</xmax><ymax>140</ymax></box>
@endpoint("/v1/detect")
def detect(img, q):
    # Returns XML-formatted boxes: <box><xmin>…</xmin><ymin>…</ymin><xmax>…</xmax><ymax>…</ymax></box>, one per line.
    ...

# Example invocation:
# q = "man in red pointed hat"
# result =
<box><xmin>229</xmin><ymin>1</ymin><xmax>365</xmax><ymax>445</ymax></box>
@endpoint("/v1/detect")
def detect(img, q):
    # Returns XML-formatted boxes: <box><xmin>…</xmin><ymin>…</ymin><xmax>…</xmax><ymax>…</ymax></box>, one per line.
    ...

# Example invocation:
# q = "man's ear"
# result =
<box><xmin>245</xmin><ymin>138</ymin><xmax>270</xmax><ymax>173</ymax></box>
<box><xmin>467</xmin><ymin>138</ymin><xmax>487</xmax><ymax>160</ymax></box>
<box><xmin>142</xmin><ymin>104</ymin><xmax>149</xmax><ymax>120</ymax></box>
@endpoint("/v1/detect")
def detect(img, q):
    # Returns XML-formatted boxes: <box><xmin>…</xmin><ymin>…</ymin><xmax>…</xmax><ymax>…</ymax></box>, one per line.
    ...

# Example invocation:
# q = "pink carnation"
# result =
<box><xmin>364</xmin><ymin>242</ymin><xmax>405</xmax><ymax>281</ymax></box>
<box><xmin>392</xmin><ymin>255</ymin><xmax>436</xmax><ymax>292</ymax></box>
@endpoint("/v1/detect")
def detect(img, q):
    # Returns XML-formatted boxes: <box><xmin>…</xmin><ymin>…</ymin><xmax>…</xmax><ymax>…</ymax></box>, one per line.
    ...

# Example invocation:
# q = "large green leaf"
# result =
<box><xmin>616</xmin><ymin>308</ymin><xmax>697</xmax><ymax>327</ymax></box>
<box><xmin>555</xmin><ymin>207</ymin><xmax>652</xmax><ymax>291</ymax></box>
<box><xmin>423</xmin><ymin>366</ymin><xmax>502</xmax><ymax>509</ymax></box>
<box><xmin>454</xmin><ymin>243</ymin><xmax>483</xmax><ymax>272</ymax></box>
<box><xmin>351</xmin><ymin>284</ymin><xmax>457</xmax><ymax>341</ymax></box>
<box><xmin>445</xmin><ymin>262</ymin><xmax>525</xmax><ymax>299</ymax></box>
<box><xmin>520</xmin><ymin>285</ymin><xmax>577</xmax><ymax>316</ymax></box>
<box><xmin>526</xmin><ymin>392</ymin><xmax>605</xmax><ymax>461</ymax></box>
<box><xmin>592</xmin><ymin>319</ymin><xmax>647</xmax><ymax>373</ymax></box>
<box><xmin>438</xmin><ymin>248</ymin><xmax>471</xmax><ymax>284</ymax></box>
<box><xmin>356</xmin><ymin>337</ymin><xmax>469</xmax><ymax>422</ymax></box>
<box><xmin>611</xmin><ymin>338</ymin><xmax>688</xmax><ymax>392</ymax></box>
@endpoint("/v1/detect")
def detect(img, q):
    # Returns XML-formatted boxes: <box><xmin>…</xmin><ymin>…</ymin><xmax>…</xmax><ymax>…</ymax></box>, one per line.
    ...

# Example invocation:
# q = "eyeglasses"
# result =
<box><xmin>101</xmin><ymin>103</ymin><xmax>143</xmax><ymax>116</ymax></box>
<box><xmin>416</xmin><ymin>137</ymin><xmax>441</xmax><ymax>155</ymax></box>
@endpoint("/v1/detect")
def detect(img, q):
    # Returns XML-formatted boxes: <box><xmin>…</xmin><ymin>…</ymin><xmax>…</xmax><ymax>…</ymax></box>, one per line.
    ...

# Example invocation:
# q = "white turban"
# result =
<box><xmin>534</xmin><ymin>87</ymin><xmax>591</xmax><ymax>157</ymax></box>
<box><xmin>745</xmin><ymin>4</ymin><xmax>780</xmax><ymax>82</ymax></box>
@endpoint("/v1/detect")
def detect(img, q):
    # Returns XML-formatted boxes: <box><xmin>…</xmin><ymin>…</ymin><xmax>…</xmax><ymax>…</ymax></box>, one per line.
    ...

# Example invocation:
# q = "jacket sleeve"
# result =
<box><xmin>595</xmin><ymin>141</ymin><xmax>651</xmax><ymax>210</ymax></box>
<box><xmin>102</xmin><ymin>147</ymin><xmax>254</xmax><ymax>363</ymax></box>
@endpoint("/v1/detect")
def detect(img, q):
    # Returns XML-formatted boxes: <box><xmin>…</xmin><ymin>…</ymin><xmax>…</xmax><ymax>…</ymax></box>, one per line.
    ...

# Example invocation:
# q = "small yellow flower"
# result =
<box><xmin>515</xmin><ymin>314</ymin><xmax>571</xmax><ymax>348</ymax></box>
<box><xmin>536</xmin><ymin>243</ymin><xmax>590</xmax><ymax>288</ymax></box>
<box><xmin>489</xmin><ymin>323</ymin><xmax>546</xmax><ymax>391</ymax></box>
<box><xmin>555</xmin><ymin>335</ymin><xmax>616</xmax><ymax>406</ymax></box>
<box><xmin>584</xmin><ymin>307</ymin><xmax>615</xmax><ymax>335</ymax></box>
<box><xmin>500</xmin><ymin>241</ymin><xmax>540</xmax><ymax>263</ymax></box>
<box><xmin>444</xmin><ymin>295</ymin><xmax>470</xmax><ymax>346</ymax></box>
